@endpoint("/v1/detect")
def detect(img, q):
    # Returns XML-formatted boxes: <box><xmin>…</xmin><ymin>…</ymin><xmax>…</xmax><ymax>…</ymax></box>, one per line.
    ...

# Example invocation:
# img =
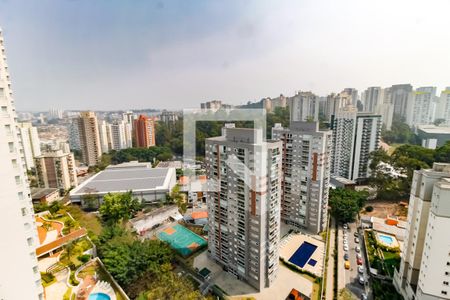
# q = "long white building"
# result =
<box><xmin>394</xmin><ymin>163</ymin><xmax>450</xmax><ymax>300</ymax></box>
<box><xmin>205</xmin><ymin>127</ymin><xmax>282</xmax><ymax>291</ymax></box>
<box><xmin>361</xmin><ymin>87</ymin><xmax>382</xmax><ymax>113</ymax></box>
<box><xmin>331</xmin><ymin>108</ymin><xmax>381</xmax><ymax>181</ymax></box>
<box><xmin>0</xmin><ymin>28</ymin><xmax>44</xmax><ymax>300</ymax></box>
<box><xmin>272</xmin><ymin>122</ymin><xmax>332</xmax><ymax>233</ymax></box>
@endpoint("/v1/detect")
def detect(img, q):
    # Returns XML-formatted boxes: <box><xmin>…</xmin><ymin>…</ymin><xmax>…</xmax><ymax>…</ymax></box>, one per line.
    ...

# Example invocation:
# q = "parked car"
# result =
<box><xmin>354</xmin><ymin>231</ymin><xmax>359</xmax><ymax>237</ymax></box>
<box><xmin>343</xmin><ymin>223</ymin><xmax>348</xmax><ymax>230</ymax></box>
<box><xmin>358</xmin><ymin>276</ymin><xmax>365</xmax><ymax>285</ymax></box>
<box><xmin>358</xmin><ymin>266</ymin><xmax>364</xmax><ymax>274</ymax></box>
<box><xmin>355</xmin><ymin>237</ymin><xmax>360</xmax><ymax>243</ymax></box>
<box><xmin>344</xmin><ymin>244</ymin><xmax>349</xmax><ymax>251</ymax></box>
<box><xmin>356</xmin><ymin>253</ymin><xmax>362</xmax><ymax>260</ymax></box>
<box><xmin>357</xmin><ymin>257</ymin><xmax>363</xmax><ymax>265</ymax></box>
<box><xmin>345</xmin><ymin>260</ymin><xmax>350</xmax><ymax>269</ymax></box>
<box><xmin>361</xmin><ymin>292</ymin><xmax>368</xmax><ymax>300</ymax></box>
<box><xmin>344</xmin><ymin>253</ymin><xmax>349</xmax><ymax>260</ymax></box>
<box><xmin>355</xmin><ymin>246</ymin><xmax>361</xmax><ymax>253</ymax></box>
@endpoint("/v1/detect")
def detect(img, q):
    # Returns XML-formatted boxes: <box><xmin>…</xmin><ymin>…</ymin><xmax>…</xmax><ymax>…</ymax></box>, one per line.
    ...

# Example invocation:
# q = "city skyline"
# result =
<box><xmin>1</xmin><ymin>0</ymin><xmax>450</xmax><ymax>111</ymax></box>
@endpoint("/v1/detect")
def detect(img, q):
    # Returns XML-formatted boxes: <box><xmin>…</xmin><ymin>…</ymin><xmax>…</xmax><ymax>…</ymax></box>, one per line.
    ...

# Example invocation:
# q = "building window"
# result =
<box><xmin>442</xmin><ymin>291</ymin><xmax>448</xmax><ymax>295</ymax></box>
<box><xmin>18</xmin><ymin>192</ymin><xmax>24</xmax><ymax>200</ymax></box>
<box><xmin>444</xmin><ymin>281</ymin><xmax>449</xmax><ymax>286</ymax></box>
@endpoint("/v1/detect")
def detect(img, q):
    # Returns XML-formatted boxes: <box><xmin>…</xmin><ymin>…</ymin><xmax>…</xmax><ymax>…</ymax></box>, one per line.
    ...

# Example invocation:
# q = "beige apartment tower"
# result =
<box><xmin>35</xmin><ymin>150</ymin><xmax>78</xmax><ymax>192</ymax></box>
<box><xmin>78</xmin><ymin>111</ymin><xmax>102</xmax><ymax>166</ymax></box>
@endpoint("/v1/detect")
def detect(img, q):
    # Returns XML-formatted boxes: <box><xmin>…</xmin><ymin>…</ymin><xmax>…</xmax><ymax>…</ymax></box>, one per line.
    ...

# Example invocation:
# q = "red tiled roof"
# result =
<box><xmin>36</xmin><ymin>228</ymin><xmax>87</xmax><ymax>257</ymax></box>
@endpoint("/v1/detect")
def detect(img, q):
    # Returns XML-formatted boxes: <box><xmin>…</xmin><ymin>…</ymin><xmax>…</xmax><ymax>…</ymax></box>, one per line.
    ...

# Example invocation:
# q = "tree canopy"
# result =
<box><xmin>329</xmin><ymin>188</ymin><xmax>368</xmax><ymax>222</ymax></box>
<box><xmin>99</xmin><ymin>191</ymin><xmax>141</xmax><ymax>224</ymax></box>
<box><xmin>381</xmin><ymin>120</ymin><xmax>419</xmax><ymax>145</ymax></box>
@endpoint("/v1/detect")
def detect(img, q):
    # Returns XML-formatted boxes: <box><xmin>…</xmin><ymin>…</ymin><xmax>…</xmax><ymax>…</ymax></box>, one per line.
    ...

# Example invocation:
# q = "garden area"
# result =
<box><xmin>364</xmin><ymin>230</ymin><xmax>401</xmax><ymax>277</ymax></box>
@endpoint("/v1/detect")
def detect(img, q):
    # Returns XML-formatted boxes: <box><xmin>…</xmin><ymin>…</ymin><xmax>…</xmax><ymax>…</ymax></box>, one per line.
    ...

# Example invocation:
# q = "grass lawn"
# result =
<box><xmin>66</xmin><ymin>205</ymin><xmax>103</xmax><ymax>237</ymax></box>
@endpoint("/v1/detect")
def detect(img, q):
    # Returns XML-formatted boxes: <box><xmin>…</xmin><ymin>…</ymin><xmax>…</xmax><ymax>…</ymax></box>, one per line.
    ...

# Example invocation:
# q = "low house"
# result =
<box><xmin>31</xmin><ymin>188</ymin><xmax>59</xmax><ymax>204</ymax></box>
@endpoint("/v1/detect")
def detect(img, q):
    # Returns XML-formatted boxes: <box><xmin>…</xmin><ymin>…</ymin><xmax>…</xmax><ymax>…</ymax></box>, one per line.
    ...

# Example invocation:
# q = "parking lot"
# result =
<box><xmin>339</xmin><ymin>222</ymin><xmax>370</xmax><ymax>299</ymax></box>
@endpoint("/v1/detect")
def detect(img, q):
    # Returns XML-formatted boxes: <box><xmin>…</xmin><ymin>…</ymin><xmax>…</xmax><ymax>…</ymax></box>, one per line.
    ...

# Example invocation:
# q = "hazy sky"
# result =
<box><xmin>1</xmin><ymin>0</ymin><xmax>450</xmax><ymax>111</ymax></box>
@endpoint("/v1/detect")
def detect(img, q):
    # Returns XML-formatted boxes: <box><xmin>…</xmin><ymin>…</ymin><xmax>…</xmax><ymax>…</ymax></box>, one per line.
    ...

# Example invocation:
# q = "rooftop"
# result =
<box><xmin>417</xmin><ymin>125</ymin><xmax>450</xmax><ymax>134</ymax></box>
<box><xmin>70</xmin><ymin>163</ymin><xmax>175</xmax><ymax>195</ymax></box>
<box><xmin>31</xmin><ymin>187</ymin><xmax>59</xmax><ymax>199</ymax></box>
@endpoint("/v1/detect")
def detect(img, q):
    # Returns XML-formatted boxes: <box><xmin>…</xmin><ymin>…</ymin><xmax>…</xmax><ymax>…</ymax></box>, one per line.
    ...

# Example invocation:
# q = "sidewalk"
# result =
<box><xmin>337</xmin><ymin>225</ymin><xmax>345</xmax><ymax>290</ymax></box>
<box><xmin>325</xmin><ymin>218</ymin><xmax>336</xmax><ymax>300</ymax></box>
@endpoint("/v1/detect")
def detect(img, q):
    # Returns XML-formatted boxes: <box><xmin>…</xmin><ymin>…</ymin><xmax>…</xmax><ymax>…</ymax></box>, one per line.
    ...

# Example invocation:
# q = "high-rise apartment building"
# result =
<box><xmin>435</xmin><ymin>87</ymin><xmax>450</xmax><ymax>125</ymax></box>
<box><xmin>361</xmin><ymin>87</ymin><xmax>382</xmax><ymax>113</ymax></box>
<box><xmin>205</xmin><ymin>127</ymin><xmax>282</xmax><ymax>291</ymax></box>
<box><xmin>77</xmin><ymin>111</ymin><xmax>102</xmax><ymax>166</ymax></box>
<box><xmin>98</xmin><ymin>119</ymin><xmax>110</xmax><ymax>154</ymax></box>
<box><xmin>68</xmin><ymin>117</ymin><xmax>81</xmax><ymax>151</ymax></box>
<box><xmin>272</xmin><ymin>122</ymin><xmax>332</xmax><ymax>233</ymax></box>
<box><xmin>110</xmin><ymin>121</ymin><xmax>127</xmax><ymax>150</ymax></box>
<box><xmin>331</xmin><ymin>108</ymin><xmax>381</xmax><ymax>181</ymax></box>
<box><xmin>200</xmin><ymin>100</ymin><xmax>223</xmax><ymax>112</ymax></box>
<box><xmin>18</xmin><ymin>122</ymin><xmax>41</xmax><ymax>169</ymax></box>
<box><xmin>394</xmin><ymin>163</ymin><xmax>450</xmax><ymax>300</ymax></box>
<box><xmin>389</xmin><ymin>84</ymin><xmax>413</xmax><ymax>119</ymax></box>
<box><xmin>133</xmin><ymin>115</ymin><xmax>156</xmax><ymax>148</ymax></box>
<box><xmin>407</xmin><ymin>87</ymin><xmax>437</xmax><ymax>127</ymax></box>
<box><xmin>0</xmin><ymin>28</ymin><xmax>44</xmax><ymax>300</ymax></box>
<box><xmin>289</xmin><ymin>91</ymin><xmax>319</xmax><ymax>122</ymax></box>
<box><xmin>160</xmin><ymin>110</ymin><xmax>179</xmax><ymax>124</ymax></box>
<box><xmin>35</xmin><ymin>150</ymin><xmax>78</xmax><ymax>192</ymax></box>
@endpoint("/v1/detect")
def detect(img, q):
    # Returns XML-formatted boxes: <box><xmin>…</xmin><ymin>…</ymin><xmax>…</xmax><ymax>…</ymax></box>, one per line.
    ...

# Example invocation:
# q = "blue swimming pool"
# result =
<box><xmin>379</xmin><ymin>234</ymin><xmax>394</xmax><ymax>245</ymax></box>
<box><xmin>288</xmin><ymin>241</ymin><xmax>318</xmax><ymax>268</ymax></box>
<box><xmin>88</xmin><ymin>293</ymin><xmax>111</xmax><ymax>300</ymax></box>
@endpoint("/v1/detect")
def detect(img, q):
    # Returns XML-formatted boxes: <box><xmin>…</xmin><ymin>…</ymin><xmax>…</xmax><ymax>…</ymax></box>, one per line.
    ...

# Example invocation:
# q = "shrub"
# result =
<box><xmin>69</xmin><ymin>271</ymin><xmax>79</xmax><ymax>286</ymax></box>
<box><xmin>41</xmin><ymin>272</ymin><xmax>55</xmax><ymax>284</ymax></box>
<box><xmin>77</xmin><ymin>254</ymin><xmax>91</xmax><ymax>264</ymax></box>
<box><xmin>365</xmin><ymin>206</ymin><xmax>374</xmax><ymax>212</ymax></box>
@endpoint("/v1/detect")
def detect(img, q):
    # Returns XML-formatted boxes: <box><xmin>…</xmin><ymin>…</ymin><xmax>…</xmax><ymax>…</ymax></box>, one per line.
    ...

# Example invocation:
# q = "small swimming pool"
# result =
<box><xmin>88</xmin><ymin>293</ymin><xmax>111</xmax><ymax>300</ymax></box>
<box><xmin>378</xmin><ymin>234</ymin><xmax>394</xmax><ymax>245</ymax></box>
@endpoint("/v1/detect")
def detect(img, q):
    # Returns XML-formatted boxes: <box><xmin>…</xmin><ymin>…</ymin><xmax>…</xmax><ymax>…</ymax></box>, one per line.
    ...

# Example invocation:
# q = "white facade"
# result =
<box><xmin>110</xmin><ymin>121</ymin><xmax>127</xmax><ymax>150</ymax></box>
<box><xmin>394</xmin><ymin>163</ymin><xmax>450</xmax><ymax>300</ymax></box>
<box><xmin>389</xmin><ymin>84</ymin><xmax>414</xmax><ymax>119</ymax></box>
<box><xmin>205</xmin><ymin>127</ymin><xmax>282</xmax><ymax>291</ymax></box>
<box><xmin>407</xmin><ymin>87</ymin><xmax>437</xmax><ymax>127</ymax></box>
<box><xmin>331</xmin><ymin>108</ymin><xmax>381</xmax><ymax>181</ymax></box>
<box><xmin>289</xmin><ymin>91</ymin><xmax>319</xmax><ymax>122</ymax></box>
<box><xmin>0</xmin><ymin>29</ymin><xmax>44</xmax><ymax>300</ymax></box>
<box><xmin>98</xmin><ymin>119</ymin><xmax>110</xmax><ymax>154</ymax></box>
<box><xmin>435</xmin><ymin>87</ymin><xmax>450</xmax><ymax>125</ymax></box>
<box><xmin>272</xmin><ymin>122</ymin><xmax>332</xmax><ymax>233</ymax></box>
<box><xmin>18</xmin><ymin>122</ymin><xmax>41</xmax><ymax>169</ymax></box>
<box><xmin>361</xmin><ymin>87</ymin><xmax>382</xmax><ymax>113</ymax></box>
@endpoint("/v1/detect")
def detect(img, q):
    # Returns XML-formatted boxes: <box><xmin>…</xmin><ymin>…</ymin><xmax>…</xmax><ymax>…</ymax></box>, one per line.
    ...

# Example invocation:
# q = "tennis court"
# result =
<box><xmin>157</xmin><ymin>224</ymin><xmax>207</xmax><ymax>256</ymax></box>
<box><xmin>288</xmin><ymin>241</ymin><xmax>318</xmax><ymax>268</ymax></box>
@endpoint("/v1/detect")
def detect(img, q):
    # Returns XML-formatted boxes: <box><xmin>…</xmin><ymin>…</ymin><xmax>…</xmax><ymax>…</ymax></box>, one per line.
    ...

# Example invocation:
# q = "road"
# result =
<box><xmin>339</xmin><ymin>222</ymin><xmax>371</xmax><ymax>299</ymax></box>
<box><xmin>325</xmin><ymin>218</ymin><xmax>336</xmax><ymax>300</ymax></box>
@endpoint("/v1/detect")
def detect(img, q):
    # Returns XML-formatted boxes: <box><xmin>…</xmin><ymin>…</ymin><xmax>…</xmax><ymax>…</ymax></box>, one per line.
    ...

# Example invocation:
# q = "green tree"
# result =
<box><xmin>99</xmin><ymin>191</ymin><xmax>141</xmax><ymax>224</ymax></box>
<box><xmin>329</xmin><ymin>188</ymin><xmax>368</xmax><ymax>222</ymax></box>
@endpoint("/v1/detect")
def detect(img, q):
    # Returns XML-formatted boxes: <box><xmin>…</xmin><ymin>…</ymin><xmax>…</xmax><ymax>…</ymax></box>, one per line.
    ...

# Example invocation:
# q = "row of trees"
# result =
<box><xmin>381</xmin><ymin>120</ymin><xmax>420</xmax><ymax>145</ymax></box>
<box><xmin>155</xmin><ymin>106</ymin><xmax>291</xmax><ymax>158</ymax></box>
<box><xmin>329</xmin><ymin>188</ymin><xmax>368</xmax><ymax>222</ymax></box>
<box><xmin>369</xmin><ymin>142</ymin><xmax>450</xmax><ymax>200</ymax></box>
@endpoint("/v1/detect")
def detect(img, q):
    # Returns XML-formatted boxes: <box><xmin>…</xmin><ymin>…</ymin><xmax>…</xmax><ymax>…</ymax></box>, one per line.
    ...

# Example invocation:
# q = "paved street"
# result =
<box><xmin>338</xmin><ymin>222</ymin><xmax>370</xmax><ymax>299</ymax></box>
